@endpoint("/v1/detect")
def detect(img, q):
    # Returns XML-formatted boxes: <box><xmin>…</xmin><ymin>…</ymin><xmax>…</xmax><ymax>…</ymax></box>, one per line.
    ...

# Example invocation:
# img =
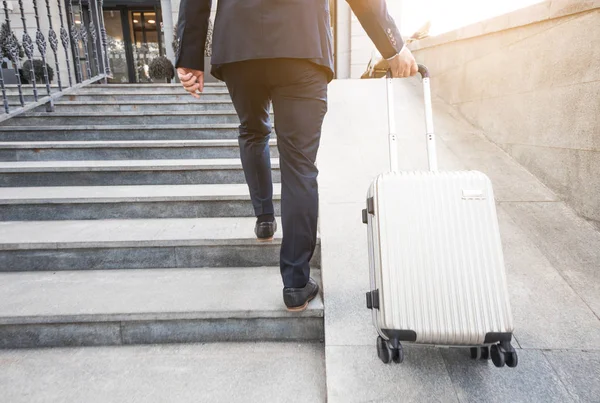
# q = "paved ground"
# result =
<box><xmin>319</xmin><ymin>78</ymin><xmax>600</xmax><ymax>402</ymax></box>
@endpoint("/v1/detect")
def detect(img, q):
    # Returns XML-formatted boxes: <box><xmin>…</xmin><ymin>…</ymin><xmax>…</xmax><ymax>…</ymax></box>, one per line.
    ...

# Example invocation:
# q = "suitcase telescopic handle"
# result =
<box><xmin>388</xmin><ymin>64</ymin><xmax>430</xmax><ymax>78</ymax></box>
<box><xmin>385</xmin><ymin>64</ymin><xmax>438</xmax><ymax>173</ymax></box>
<box><xmin>417</xmin><ymin>64</ymin><xmax>430</xmax><ymax>79</ymax></box>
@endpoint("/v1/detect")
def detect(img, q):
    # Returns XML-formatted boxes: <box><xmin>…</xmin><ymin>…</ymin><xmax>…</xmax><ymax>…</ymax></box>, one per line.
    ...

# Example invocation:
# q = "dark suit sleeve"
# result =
<box><xmin>346</xmin><ymin>0</ymin><xmax>404</xmax><ymax>59</ymax></box>
<box><xmin>175</xmin><ymin>0</ymin><xmax>212</xmax><ymax>71</ymax></box>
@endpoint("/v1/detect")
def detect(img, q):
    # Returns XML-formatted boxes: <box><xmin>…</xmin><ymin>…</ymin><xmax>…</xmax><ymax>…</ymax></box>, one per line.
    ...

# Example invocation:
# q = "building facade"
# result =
<box><xmin>3</xmin><ymin>0</ymin><xmax>387</xmax><ymax>86</ymax></box>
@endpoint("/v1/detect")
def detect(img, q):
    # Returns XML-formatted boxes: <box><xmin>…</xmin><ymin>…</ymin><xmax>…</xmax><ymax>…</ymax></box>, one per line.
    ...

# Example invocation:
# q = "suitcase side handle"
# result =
<box><xmin>385</xmin><ymin>64</ymin><xmax>438</xmax><ymax>172</ymax></box>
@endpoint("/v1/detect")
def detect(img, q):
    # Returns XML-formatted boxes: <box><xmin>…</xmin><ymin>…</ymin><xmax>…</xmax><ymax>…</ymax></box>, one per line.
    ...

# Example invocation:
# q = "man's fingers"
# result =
<box><xmin>179</xmin><ymin>75</ymin><xmax>194</xmax><ymax>84</ymax></box>
<box><xmin>394</xmin><ymin>63</ymin><xmax>418</xmax><ymax>78</ymax></box>
<box><xmin>194</xmin><ymin>72</ymin><xmax>205</xmax><ymax>94</ymax></box>
<box><xmin>183</xmin><ymin>83</ymin><xmax>199</xmax><ymax>92</ymax></box>
<box><xmin>181</xmin><ymin>76</ymin><xmax>197</xmax><ymax>87</ymax></box>
<box><xmin>176</xmin><ymin>67</ymin><xmax>203</xmax><ymax>98</ymax></box>
<box><xmin>184</xmin><ymin>83</ymin><xmax>200</xmax><ymax>93</ymax></box>
<box><xmin>390</xmin><ymin>62</ymin><xmax>401</xmax><ymax>78</ymax></box>
<box><xmin>185</xmin><ymin>85</ymin><xmax>201</xmax><ymax>99</ymax></box>
<box><xmin>178</xmin><ymin>72</ymin><xmax>193</xmax><ymax>81</ymax></box>
<box><xmin>182</xmin><ymin>78</ymin><xmax>197</xmax><ymax>87</ymax></box>
<box><xmin>410</xmin><ymin>62</ymin><xmax>418</xmax><ymax>76</ymax></box>
<box><xmin>390</xmin><ymin>61</ymin><xmax>411</xmax><ymax>78</ymax></box>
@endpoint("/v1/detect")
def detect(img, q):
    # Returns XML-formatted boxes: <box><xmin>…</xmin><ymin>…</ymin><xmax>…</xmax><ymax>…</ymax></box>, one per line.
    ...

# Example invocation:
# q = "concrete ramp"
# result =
<box><xmin>318</xmin><ymin>78</ymin><xmax>600</xmax><ymax>402</ymax></box>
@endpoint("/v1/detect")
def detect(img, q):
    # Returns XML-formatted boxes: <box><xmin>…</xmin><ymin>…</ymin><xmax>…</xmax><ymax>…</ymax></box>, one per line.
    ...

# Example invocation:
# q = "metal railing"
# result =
<box><xmin>0</xmin><ymin>0</ymin><xmax>110</xmax><ymax>121</ymax></box>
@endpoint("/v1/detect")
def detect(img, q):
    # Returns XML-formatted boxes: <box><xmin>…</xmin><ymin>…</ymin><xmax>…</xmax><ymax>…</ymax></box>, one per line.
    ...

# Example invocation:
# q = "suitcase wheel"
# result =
<box><xmin>377</xmin><ymin>336</ymin><xmax>403</xmax><ymax>364</ymax></box>
<box><xmin>505</xmin><ymin>349</ymin><xmax>518</xmax><ymax>368</ymax></box>
<box><xmin>490</xmin><ymin>341</ymin><xmax>518</xmax><ymax>368</ymax></box>
<box><xmin>391</xmin><ymin>345</ymin><xmax>404</xmax><ymax>364</ymax></box>
<box><xmin>490</xmin><ymin>344</ymin><xmax>505</xmax><ymax>368</ymax></box>
<box><xmin>377</xmin><ymin>336</ymin><xmax>391</xmax><ymax>364</ymax></box>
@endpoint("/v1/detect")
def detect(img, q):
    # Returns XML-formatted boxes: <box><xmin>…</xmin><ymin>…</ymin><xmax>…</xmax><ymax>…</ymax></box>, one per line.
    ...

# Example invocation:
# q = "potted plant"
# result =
<box><xmin>148</xmin><ymin>55</ymin><xmax>175</xmax><ymax>82</ymax></box>
<box><xmin>0</xmin><ymin>22</ymin><xmax>23</xmax><ymax>85</ymax></box>
<box><xmin>172</xmin><ymin>19</ymin><xmax>218</xmax><ymax>83</ymax></box>
<box><xmin>19</xmin><ymin>60</ymin><xmax>54</xmax><ymax>84</ymax></box>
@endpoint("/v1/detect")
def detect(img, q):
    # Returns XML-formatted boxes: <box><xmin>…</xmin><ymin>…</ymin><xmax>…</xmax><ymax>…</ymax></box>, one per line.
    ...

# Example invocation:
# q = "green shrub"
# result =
<box><xmin>0</xmin><ymin>23</ymin><xmax>24</xmax><ymax>63</ymax></box>
<box><xmin>149</xmin><ymin>56</ymin><xmax>174</xmax><ymax>80</ymax></box>
<box><xmin>20</xmin><ymin>60</ymin><xmax>54</xmax><ymax>84</ymax></box>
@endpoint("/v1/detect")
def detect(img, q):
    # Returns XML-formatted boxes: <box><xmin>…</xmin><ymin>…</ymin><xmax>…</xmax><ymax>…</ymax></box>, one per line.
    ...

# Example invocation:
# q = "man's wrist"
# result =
<box><xmin>386</xmin><ymin>45</ymin><xmax>406</xmax><ymax>61</ymax></box>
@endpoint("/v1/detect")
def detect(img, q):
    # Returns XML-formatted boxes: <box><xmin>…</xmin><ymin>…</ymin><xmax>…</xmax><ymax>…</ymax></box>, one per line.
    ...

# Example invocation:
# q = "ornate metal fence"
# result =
<box><xmin>0</xmin><ymin>0</ymin><xmax>109</xmax><ymax>119</ymax></box>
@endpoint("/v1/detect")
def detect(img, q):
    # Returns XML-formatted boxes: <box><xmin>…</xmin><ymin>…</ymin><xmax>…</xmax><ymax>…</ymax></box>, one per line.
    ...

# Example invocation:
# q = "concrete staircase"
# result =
<box><xmin>0</xmin><ymin>84</ymin><xmax>324</xmax><ymax>352</ymax></box>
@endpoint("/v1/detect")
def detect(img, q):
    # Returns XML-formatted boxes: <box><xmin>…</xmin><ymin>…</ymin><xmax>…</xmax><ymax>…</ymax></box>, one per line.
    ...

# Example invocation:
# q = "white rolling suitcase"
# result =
<box><xmin>362</xmin><ymin>65</ymin><xmax>517</xmax><ymax>368</ymax></box>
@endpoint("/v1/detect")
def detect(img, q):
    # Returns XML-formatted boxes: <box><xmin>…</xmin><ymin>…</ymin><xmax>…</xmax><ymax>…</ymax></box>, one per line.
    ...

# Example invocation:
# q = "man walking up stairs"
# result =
<box><xmin>175</xmin><ymin>0</ymin><xmax>418</xmax><ymax>311</ymax></box>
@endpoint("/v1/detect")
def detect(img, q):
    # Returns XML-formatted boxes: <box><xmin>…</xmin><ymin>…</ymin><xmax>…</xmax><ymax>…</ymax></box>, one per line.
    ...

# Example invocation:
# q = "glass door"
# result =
<box><xmin>104</xmin><ymin>8</ymin><xmax>131</xmax><ymax>83</ymax></box>
<box><xmin>101</xmin><ymin>6</ymin><xmax>164</xmax><ymax>84</ymax></box>
<box><xmin>129</xmin><ymin>9</ymin><xmax>163</xmax><ymax>83</ymax></box>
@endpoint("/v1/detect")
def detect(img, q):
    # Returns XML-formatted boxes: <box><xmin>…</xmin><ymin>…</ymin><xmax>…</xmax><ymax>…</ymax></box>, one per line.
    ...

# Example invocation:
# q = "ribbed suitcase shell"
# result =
<box><xmin>366</xmin><ymin>170</ymin><xmax>514</xmax><ymax>346</ymax></box>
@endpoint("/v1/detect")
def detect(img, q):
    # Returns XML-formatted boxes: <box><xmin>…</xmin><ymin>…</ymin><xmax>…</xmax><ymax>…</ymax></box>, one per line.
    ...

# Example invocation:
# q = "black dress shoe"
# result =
<box><xmin>255</xmin><ymin>219</ymin><xmax>277</xmax><ymax>242</ymax></box>
<box><xmin>283</xmin><ymin>277</ymin><xmax>319</xmax><ymax>312</ymax></box>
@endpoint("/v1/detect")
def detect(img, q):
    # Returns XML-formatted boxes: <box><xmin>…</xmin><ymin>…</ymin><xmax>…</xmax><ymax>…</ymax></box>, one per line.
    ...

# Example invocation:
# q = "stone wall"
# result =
<box><xmin>409</xmin><ymin>0</ymin><xmax>600</xmax><ymax>228</ymax></box>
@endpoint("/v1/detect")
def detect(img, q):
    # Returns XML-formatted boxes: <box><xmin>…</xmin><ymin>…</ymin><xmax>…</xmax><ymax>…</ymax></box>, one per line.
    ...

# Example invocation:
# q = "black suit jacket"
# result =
<box><xmin>175</xmin><ymin>0</ymin><xmax>404</xmax><ymax>82</ymax></box>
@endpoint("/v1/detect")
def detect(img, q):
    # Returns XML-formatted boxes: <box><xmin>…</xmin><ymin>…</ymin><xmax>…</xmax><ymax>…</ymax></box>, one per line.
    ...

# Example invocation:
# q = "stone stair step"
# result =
<box><xmin>0</xmin><ymin>267</ymin><xmax>323</xmax><ymax>348</ymax></box>
<box><xmin>0</xmin><ymin>159</ymin><xmax>281</xmax><ymax>186</ymax></box>
<box><xmin>4</xmin><ymin>94</ymin><xmax>48</xmax><ymax>102</ymax></box>
<box><xmin>89</xmin><ymin>83</ymin><xmax>227</xmax><ymax>88</ymax></box>
<box><xmin>34</xmin><ymin>100</ymin><xmax>236</xmax><ymax>113</ymax></box>
<box><xmin>6</xmin><ymin>92</ymin><xmax>233</xmax><ymax>102</ymax></box>
<box><xmin>4</xmin><ymin>84</ymin><xmax>63</xmax><ymax>89</ymax></box>
<box><xmin>74</xmin><ymin>86</ymin><xmax>228</xmax><ymax>94</ymax></box>
<box><xmin>0</xmin><ymin>139</ymin><xmax>278</xmax><ymax>161</ymax></box>
<box><xmin>0</xmin><ymin>342</ymin><xmax>326</xmax><ymax>401</ymax></box>
<box><xmin>1</xmin><ymin>83</ymin><xmax>224</xmax><ymax>93</ymax></box>
<box><xmin>0</xmin><ymin>184</ymin><xmax>282</xmax><ymax>220</ymax></box>
<box><xmin>0</xmin><ymin>217</ymin><xmax>321</xmax><ymax>271</ymax></box>
<box><xmin>0</xmin><ymin>88</ymin><xmax>62</xmax><ymax>97</ymax></box>
<box><xmin>0</xmin><ymin>124</ymin><xmax>242</xmax><ymax>141</ymax></box>
<box><xmin>7</xmin><ymin>111</ymin><xmax>256</xmax><ymax>126</ymax></box>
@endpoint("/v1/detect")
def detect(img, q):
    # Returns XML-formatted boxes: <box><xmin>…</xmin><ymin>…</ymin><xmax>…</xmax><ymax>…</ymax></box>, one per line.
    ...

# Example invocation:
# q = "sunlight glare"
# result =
<box><xmin>389</xmin><ymin>0</ymin><xmax>547</xmax><ymax>37</ymax></box>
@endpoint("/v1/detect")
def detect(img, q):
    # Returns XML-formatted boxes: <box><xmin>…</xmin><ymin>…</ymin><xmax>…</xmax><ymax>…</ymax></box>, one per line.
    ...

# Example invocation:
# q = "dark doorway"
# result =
<box><xmin>103</xmin><ymin>3</ymin><xmax>164</xmax><ymax>83</ymax></box>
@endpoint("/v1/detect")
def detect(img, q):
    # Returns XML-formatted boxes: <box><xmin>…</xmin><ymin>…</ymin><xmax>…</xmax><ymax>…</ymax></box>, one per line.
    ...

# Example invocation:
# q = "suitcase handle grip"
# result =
<box><xmin>384</xmin><ymin>64</ymin><xmax>429</xmax><ymax>79</ymax></box>
<box><xmin>385</xmin><ymin>64</ymin><xmax>438</xmax><ymax>172</ymax></box>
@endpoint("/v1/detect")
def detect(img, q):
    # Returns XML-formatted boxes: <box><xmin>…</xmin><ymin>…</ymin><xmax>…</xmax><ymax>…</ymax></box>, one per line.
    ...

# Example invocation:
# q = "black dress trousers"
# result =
<box><xmin>219</xmin><ymin>58</ymin><xmax>328</xmax><ymax>289</ymax></box>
